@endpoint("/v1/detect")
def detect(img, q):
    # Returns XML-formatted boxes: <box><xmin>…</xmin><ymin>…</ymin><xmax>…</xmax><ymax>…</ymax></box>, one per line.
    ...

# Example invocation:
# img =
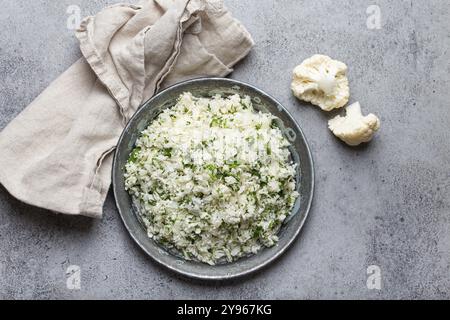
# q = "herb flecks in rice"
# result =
<box><xmin>124</xmin><ymin>92</ymin><xmax>299</xmax><ymax>265</ymax></box>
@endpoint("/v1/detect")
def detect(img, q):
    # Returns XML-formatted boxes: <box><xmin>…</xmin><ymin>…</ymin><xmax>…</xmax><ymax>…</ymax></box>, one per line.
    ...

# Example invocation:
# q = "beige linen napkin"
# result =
<box><xmin>0</xmin><ymin>0</ymin><xmax>254</xmax><ymax>218</ymax></box>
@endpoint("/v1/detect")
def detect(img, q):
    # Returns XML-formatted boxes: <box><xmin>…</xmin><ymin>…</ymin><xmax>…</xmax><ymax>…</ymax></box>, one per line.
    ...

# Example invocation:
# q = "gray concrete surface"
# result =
<box><xmin>0</xmin><ymin>0</ymin><xmax>449</xmax><ymax>300</ymax></box>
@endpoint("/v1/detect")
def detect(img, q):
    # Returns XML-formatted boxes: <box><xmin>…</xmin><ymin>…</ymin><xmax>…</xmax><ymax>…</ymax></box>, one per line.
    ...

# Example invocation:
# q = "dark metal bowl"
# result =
<box><xmin>112</xmin><ymin>78</ymin><xmax>314</xmax><ymax>280</ymax></box>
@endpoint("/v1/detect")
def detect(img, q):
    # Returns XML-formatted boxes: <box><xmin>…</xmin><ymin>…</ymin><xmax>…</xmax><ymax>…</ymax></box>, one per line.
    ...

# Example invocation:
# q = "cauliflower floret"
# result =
<box><xmin>291</xmin><ymin>55</ymin><xmax>350</xmax><ymax>111</ymax></box>
<box><xmin>328</xmin><ymin>102</ymin><xmax>380</xmax><ymax>146</ymax></box>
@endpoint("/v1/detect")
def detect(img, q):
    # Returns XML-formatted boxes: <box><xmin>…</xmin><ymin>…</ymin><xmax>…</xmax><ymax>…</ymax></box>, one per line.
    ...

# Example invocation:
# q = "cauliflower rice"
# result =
<box><xmin>124</xmin><ymin>92</ymin><xmax>299</xmax><ymax>265</ymax></box>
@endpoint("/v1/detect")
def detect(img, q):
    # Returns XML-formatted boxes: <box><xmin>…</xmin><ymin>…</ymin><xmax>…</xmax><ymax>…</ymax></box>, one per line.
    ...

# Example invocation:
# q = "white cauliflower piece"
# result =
<box><xmin>328</xmin><ymin>102</ymin><xmax>380</xmax><ymax>146</ymax></box>
<box><xmin>291</xmin><ymin>55</ymin><xmax>350</xmax><ymax>111</ymax></box>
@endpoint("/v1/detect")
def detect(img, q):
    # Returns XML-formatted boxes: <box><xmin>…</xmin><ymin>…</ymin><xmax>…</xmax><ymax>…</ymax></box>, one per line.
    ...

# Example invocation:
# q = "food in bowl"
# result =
<box><xmin>124</xmin><ymin>92</ymin><xmax>299</xmax><ymax>265</ymax></box>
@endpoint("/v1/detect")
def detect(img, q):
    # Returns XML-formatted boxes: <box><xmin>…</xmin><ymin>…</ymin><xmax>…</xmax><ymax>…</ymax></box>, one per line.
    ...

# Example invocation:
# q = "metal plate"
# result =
<box><xmin>112</xmin><ymin>78</ymin><xmax>314</xmax><ymax>280</ymax></box>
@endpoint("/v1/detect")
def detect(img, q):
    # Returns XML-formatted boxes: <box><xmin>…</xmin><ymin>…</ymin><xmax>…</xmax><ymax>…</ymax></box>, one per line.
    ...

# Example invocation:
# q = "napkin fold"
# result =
<box><xmin>0</xmin><ymin>0</ymin><xmax>254</xmax><ymax>218</ymax></box>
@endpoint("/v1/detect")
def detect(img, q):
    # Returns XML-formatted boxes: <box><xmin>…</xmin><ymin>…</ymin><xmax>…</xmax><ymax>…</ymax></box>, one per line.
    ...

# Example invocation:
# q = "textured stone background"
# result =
<box><xmin>0</xmin><ymin>0</ymin><xmax>449</xmax><ymax>299</ymax></box>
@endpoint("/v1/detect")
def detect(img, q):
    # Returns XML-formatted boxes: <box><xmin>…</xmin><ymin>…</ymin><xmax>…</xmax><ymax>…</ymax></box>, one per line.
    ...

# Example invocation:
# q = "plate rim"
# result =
<box><xmin>112</xmin><ymin>77</ymin><xmax>315</xmax><ymax>280</ymax></box>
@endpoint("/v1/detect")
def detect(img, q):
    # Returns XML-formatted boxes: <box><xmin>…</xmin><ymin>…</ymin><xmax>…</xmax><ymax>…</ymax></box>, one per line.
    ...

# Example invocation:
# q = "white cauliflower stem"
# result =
<box><xmin>328</xmin><ymin>102</ymin><xmax>380</xmax><ymax>146</ymax></box>
<box><xmin>291</xmin><ymin>55</ymin><xmax>350</xmax><ymax>111</ymax></box>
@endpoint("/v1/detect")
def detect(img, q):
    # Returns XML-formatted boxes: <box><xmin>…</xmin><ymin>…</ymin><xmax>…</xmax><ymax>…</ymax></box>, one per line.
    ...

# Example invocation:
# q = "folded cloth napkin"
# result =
<box><xmin>0</xmin><ymin>0</ymin><xmax>254</xmax><ymax>218</ymax></box>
